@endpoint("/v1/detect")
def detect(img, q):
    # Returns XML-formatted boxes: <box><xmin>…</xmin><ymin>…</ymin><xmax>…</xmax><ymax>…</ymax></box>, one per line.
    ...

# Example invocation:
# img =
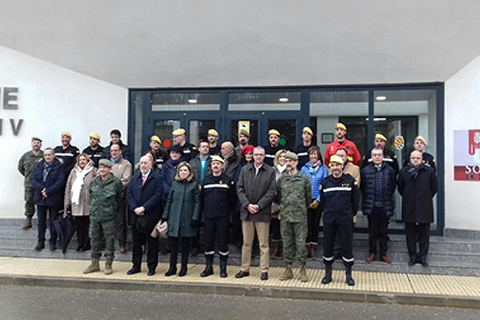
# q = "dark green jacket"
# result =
<box><xmin>277</xmin><ymin>171</ymin><xmax>311</xmax><ymax>223</ymax></box>
<box><xmin>162</xmin><ymin>179</ymin><xmax>201</xmax><ymax>238</ymax></box>
<box><xmin>89</xmin><ymin>173</ymin><xmax>123</xmax><ymax>223</ymax></box>
<box><xmin>18</xmin><ymin>150</ymin><xmax>44</xmax><ymax>187</ymax></box>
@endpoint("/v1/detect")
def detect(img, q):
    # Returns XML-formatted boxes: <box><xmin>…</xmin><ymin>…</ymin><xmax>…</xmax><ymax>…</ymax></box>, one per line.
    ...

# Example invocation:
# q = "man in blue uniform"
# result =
<box><xmin>320</xmin><ymin>155</ymin><xmax>360</xmax><ymax>286</ymax></box>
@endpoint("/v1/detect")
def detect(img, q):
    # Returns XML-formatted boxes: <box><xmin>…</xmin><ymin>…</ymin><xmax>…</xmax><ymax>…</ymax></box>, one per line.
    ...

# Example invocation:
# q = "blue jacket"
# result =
<box><xmin>30</xmin><ymin>158</ymin><xmax>65</xmax><ymax>207</ymax></box>
<box><xmin>360</xmin><ymin>163</ymin><xmax>397</xmax><ymax>216</ymax></box>
<box><xmin>159</xmin><ymin>159</ymin><xmax>179</xmax><ymax>205</ymax></box>
<box><xmin>300</xmin><ymin>161</ymin><xmax>329</xmax><ymax>202</ymax></box>
<box><xmin>126</xmin><ymin>170</ymin><xmax>163</xmax><ymax>229</ymax></box>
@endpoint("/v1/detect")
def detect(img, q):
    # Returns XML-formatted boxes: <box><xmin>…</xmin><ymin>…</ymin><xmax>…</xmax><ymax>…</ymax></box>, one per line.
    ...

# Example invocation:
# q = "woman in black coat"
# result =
<box><xmin>30</xmin><ymin>148</ymin><xmax>65</xmax><ymax>251</ymax></box>
<box><xmin>398</xmin><ymin>150</ymin><xmax>438</xmax><ymax>266</ymax></box>
<box><xmin>162</xmin><ymin>162</ymin><xmax>201</xmax><ymax>277</ymax></box>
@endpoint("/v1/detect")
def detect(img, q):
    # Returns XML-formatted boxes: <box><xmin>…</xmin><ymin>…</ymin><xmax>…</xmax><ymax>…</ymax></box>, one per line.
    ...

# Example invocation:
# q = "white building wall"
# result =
<box><xmin>0</xmin><ymin>46</ymin><xmax>127</xmax><ymax>218</ymax></box>
<box><xmin>445</xmin><ymin>54</ymin><xmax>480</xmax><ymax>231</ymax></box>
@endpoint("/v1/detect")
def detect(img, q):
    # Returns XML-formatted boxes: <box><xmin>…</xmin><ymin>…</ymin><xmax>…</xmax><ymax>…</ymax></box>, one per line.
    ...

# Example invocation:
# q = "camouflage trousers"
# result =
<box><xmin>280</xmin><ymin>220</ymin><xmax>308</xmax><ymax>264</ymax></box>
<box><xmin>90</xmin><ymin>219</ymin><xmax>116</xmax><ymax>259</ymax></box>
<box><xmin>24</xmin><ymin>186</ymin><xmax>35</xmax><ymax>218</ymax></box>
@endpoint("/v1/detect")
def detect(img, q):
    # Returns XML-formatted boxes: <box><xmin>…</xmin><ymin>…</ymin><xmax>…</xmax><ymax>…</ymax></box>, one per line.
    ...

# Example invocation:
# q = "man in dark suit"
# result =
<box><xmin>125</xmin><ymin>155</ymin><xmax>163</xmax><ymax>276</ymax></box>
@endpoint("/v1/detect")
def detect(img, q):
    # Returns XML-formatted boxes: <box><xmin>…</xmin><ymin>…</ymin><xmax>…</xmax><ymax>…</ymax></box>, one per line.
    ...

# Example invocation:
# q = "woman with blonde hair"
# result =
<box><xmin>271</xmin><ymin>149</ymin><xmax>287</xmax><ymax>259</ymax></box>
<box><xmin>162</xmin><ymin>162</ymin><xmax>201</xmax><ymax>277</ymax></box>
<box><xmin>65</xmin><ymin>153</ymin><xmax>95</xmax><ymax>251</ymax></box>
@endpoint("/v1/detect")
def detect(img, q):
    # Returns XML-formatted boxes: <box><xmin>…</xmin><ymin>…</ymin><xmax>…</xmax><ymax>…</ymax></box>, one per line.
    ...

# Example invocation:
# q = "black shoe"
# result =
<box><xmin>178</xmin><ymin>266</ymin><xmax>187</xmax><ymax>277</ymax></box>
<box><xmin>161</xmin><ymin>247</ymin><xmax>170</xmax><ymax>255</ymax></box>
<box><xmin>408</xmin><ymin>259</ymin><xmax>416</xmax><ymax>266</ymax></box>
<box><xmin>235</xmin><ymin>271</ymin><xmax>250</xmax><ymax>279</ymax></box>
<box><xmin>419</xmin><ymin>259</ymin><xmax>429</xmax><ymax>267</ymax></box>
<box><xmin>49</xmin><ymin>243</ymin><xmax>56</xmax><ymax>251</ymax></box>
<box><xmin>164</xmin><ymin>267</ymin><xmax>177</xmax><ymax>277</ymax></box>
<box><xmin>147</xmin><ymin>269</ymin><xmax>156</xmax><ymax>276</ymax></box>
<box><xmin>35</xmin><ymin>243</ymin><xmax>45</xmax><ymax>251</ymax></box>
<box><xmin>76</xmin><ymin>245</ymin><xmax>83</xmax><ymax>252</ymax></box>
<box><xmin>261</xmin><ymin>272</ymin><xmax>268</xmax><ymax>281</ymax></box>
<box><xmin>127</xmin><ymin>267</ymin><xmax>141</xmax><ymax>275</ymax></box>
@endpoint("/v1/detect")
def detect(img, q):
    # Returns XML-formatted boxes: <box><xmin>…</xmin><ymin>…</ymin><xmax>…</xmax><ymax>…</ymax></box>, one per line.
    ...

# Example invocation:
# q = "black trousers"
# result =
<box><xmin>231</xmin><ymin>210</ymin><xmax>243</xmax><ymax>245</ymax></box>
<box><xmin>132</xmin><ymin>226</ymin><xmax>159</xmax><ymax>271</ymax></box>
<box><xmin>271</xmin><ymin>218</ymin><xmax>281</xmax><ymax>242</ymax></box>
<box><xmin>405</xmin><ymin>222</ymin><xmax>430</xmax><ymax>261</ymax></box>
<box><xmin>168</xmin><ymin>236</ymin><xmax>191</xmax><ymax>268</ymax></box>
<box><xmin>323</xmin><ymin>222</ymin><xmax>354</xmax><ymax>266</ymax></box>
<box><xmin>116</xmin><ymin>196</ymin><xmax>127</xmax><ymax>247</ymax></box>
<box><xmin>204</xmin><ymin>216</ymin><xmax>229</xmax><ymax>255</ymax></box>
<box><xmin>75</xmin><ymin>216</ymin><xmax>90</xmax><ymax>248</ymax></box>
<box><xmin>306</xmin><ymin>201</ymin><xmax>321</xmax><ymax>244</ymax></box>
<box><xmin>368</xmin><ymin>206</ymin><xmax>389</xmax><ymax>257</ymax></box>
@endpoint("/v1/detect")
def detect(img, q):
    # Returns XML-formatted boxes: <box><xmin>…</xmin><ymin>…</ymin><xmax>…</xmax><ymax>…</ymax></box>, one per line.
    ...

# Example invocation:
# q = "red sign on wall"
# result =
<box><xmin>454</xmin><ymin>129</ymin><xmax>480</xmax><ymax>181</ymax></box>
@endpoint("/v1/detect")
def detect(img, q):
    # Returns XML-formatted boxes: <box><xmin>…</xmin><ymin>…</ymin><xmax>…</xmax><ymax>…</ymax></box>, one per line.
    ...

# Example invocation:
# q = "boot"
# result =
<box><xmin>271</xmin><ymin>242</ymin><xmax>283</xmax><ymax>259</ymax></box>
<box><xmin>165</xmin><ymin>247</ymin><xmax>178</xmax><ymax>276</ymax></box>
<box><xmin>219</xmin><ymin>255</ymin><xmax>228</xmax><ymax>278</ymax></box>
<box><xmin>345</xmin><ymin>265</ymin><xmax>355</xmax><ymax>286</ymax></box>
<box><xmin>310</xmin><ymin>244</ymin><xmax>318</xmax><ymax>260</ymax></box>
<box><xmin>83</xmin><ymin>258</ymin><xmax>100</xmax><ymax>274</ymax></box>
<box><xmin>305</xmin><ymin>244</ymin><xmax>311</xmax><ymax>258</ymax></box>
<box><xmin>321</xmin><ymin>263</ymin><xmax>333</xmax><ymax>285</ymax></box>
<box><xmin>279</xmin><ymin>263</ymin><xmax>293</xmax><ymax>281</ymax></box>
<box><xmin>201</xmin><ymin>254</ymin><xmax>214</xmax><ymax>277</ymax></box>
<box><xmin>22</xmin><ymin>217</ymin><xmax>32</xmax><ymax>230</ymax></box>
<box><xmin>299</xmin><ymin>262</ymin><xmax>308</xmax><ymax>282</ymax></box>
<box><xmin>178</xmin><ymin>249</ymin><xmax>189</xmax><ymax>277</ymax></box>
<box><xmin>104</xmin><ymin>257</ymin><xmax>113</xmax><ymax>275</ymax></box>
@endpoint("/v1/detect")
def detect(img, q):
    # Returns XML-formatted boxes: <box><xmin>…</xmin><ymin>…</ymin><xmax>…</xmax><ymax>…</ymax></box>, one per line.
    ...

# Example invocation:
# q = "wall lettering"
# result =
<box><xmin>0</xmin><ymin>87</ymin><xmax>24</xmax><ymax>136</ymax></box>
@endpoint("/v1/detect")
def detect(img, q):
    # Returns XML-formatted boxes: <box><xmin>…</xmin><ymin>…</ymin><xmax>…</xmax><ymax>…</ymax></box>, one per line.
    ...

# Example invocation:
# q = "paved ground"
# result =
<box><xmin>0</xmin><ymin>285</ymin><xmax>479</xmax><ymax>320</ymax></box>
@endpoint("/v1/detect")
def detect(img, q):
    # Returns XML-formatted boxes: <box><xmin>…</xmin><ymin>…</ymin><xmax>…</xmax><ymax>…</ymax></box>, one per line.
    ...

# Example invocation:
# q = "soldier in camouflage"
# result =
<box><xmin>276</xmin><ymin>151</ymin><xmax>312</xmax><ymax>282</ymax></box>
<box><xmin>17</xmin><ymin>137</ymin><xmax>44</xmax><ymax>230</ymax></box>
<box><xmin>83</xmin><ymin>159</ymin><xmax>123</xmax><ymax>275</ymax></box>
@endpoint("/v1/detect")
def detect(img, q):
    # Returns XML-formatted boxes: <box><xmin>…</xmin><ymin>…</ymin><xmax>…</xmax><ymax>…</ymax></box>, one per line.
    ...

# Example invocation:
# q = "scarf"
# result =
<box><xmin>43</xmin><ymin>161</ymin><xmax>54</xmax><ymax>182</ymax></box>
<box><xmin>276</xmin><ymin>164</ymin><xmax>287</xmax><ymax>174</ymax></box>
<box><xmin>168</xmin><ymin>158</ymin><xmax>182</xmax><ymax>167</ymax></box>
<box><xmin>71</xmin><ymin>162</ymin><xmax>94</xmax><ymax>205</ymax></box>
<box><xmin>407</xmin><ymin>163</ymin><xmax>420</xmax><ymax>180</ymax></box>
<box><xmin>110</xmin><ymin>156</ymin><xmax>121</xmax><ymax>164</ymax></box>
<box><xmin>308</xmin><ymin>161</ymin><xmax>321</xmax><ymax>175</ymax></box>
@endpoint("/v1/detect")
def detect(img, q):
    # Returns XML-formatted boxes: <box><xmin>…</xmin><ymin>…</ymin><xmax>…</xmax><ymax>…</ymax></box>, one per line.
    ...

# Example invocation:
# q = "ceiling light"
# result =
<box><xmin>279</xmin><ymin>97</ymin><xmax>289</xmax><ymax>102</ymax></box>
<box><xmin>188</xmin><ymin>99</ymin><xmax>198</xmax><ymax>104</ymax></box>
<box><xmin>376</xmin><ymin>96</ymin><xmax>387</xmax><ymax>101</ymax></box>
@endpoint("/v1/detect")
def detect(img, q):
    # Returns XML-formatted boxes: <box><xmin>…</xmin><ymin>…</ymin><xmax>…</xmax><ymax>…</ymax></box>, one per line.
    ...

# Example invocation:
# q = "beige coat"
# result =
<box><xmin>111</xmin><ymin>157</ymin><xmax>132</xmax><ymax>190</ymax></box>
<box><xmin>64</xmin><ymin>163</ymin><xmax>95</xmax><ymax>216</ymax></box>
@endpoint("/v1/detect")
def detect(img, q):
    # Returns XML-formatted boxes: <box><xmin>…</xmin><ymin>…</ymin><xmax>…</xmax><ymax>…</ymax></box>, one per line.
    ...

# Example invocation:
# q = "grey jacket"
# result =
<box><xmin>237</xmin><ymin>162</ymin><xmax>276</xmax><ymax>223</ymax></box>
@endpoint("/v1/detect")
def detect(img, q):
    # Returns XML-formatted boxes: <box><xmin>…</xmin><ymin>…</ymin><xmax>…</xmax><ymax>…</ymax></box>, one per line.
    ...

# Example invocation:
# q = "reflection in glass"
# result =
<box><xmin>152</xmin><ymin>93</ymin><xmax>220</xmax><ymax>111</ymax></box>
<box><xmin>229</xmin><ymin>92</ymin><xmax>301</xmax><ymax>111</ymax></box>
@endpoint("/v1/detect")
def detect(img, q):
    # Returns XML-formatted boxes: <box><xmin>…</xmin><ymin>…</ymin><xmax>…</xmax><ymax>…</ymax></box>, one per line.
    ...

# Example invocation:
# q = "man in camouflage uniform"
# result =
<box><xmin>17</xmin><ymin>137</ymin><xmax>44</xmax><ymax>229</ymax></box>
<box><xmin>84</xmin><ymin>159</ymin><xmax>123</xmax><ymax>275</ymax></box>
<box><xmin>276</xmin><ymin>151</ymin><xmax>312</xmax><ymax>282</ymax></box>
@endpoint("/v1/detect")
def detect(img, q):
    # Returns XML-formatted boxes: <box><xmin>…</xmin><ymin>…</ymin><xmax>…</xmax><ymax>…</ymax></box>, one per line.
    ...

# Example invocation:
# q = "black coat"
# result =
<box><xmin>126</xmin><ymin>170</ymin><xmax>163</xmax><ymax>230</ymax></box>
<box><xmin>30</xmin><ymin>158</ymin><xmax>65</xmax><ymax>207</ymax></box>
<box><xmin>361</xmin><ymin>163</ymin><xmax>397</xmax><ymax>217</ymax></box>
<box><xmin>398</xmin><ymin>164</ymin><xmax>438</xmax><ymax>224</ymax></box>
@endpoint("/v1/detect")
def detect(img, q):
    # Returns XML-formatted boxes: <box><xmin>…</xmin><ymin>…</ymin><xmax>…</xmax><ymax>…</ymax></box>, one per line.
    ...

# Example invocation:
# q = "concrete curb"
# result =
<box><xmin>1</xmin><ymin>274</ymin><xmax>479</xmax><ymax>310</ymax></box>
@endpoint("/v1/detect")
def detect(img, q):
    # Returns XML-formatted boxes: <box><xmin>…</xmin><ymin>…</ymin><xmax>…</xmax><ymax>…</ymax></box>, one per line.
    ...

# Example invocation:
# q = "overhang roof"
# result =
<box><xmin>1</xmin><ymin>0</ymin><xmax>479</xmax><ymax>88</ymax></box>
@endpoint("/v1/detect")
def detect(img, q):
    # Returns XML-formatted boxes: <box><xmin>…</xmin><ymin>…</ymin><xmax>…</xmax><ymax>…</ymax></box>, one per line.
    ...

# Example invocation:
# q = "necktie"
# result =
<box><xmin>142</xmin><ymin>175</ymin><xmax>146</xmax><ymax>186</ymax></box>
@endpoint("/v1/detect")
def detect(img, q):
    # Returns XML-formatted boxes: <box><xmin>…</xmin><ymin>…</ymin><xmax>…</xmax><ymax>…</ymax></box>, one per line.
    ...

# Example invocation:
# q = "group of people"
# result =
<box><xmin>17</xmin><ymin>123</ymin><xmax>438</xmax><ymax>286</ymax></box>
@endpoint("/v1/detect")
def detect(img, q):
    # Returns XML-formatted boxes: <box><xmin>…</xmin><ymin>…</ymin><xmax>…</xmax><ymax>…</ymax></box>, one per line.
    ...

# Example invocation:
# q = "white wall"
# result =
<box><xmin>0</xmin><ymin>46</ymin><xmax>126</xmax><ymax>218</ymax></box>
<box><xmin>445</xmin><ymin>53</ymin><xmax>480</xmax><ymax>231</ymax></box>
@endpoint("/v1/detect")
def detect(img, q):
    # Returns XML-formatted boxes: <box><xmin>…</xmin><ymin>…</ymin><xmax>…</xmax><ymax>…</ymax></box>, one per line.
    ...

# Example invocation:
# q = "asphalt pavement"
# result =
<box><xmin>0</xmin><ymin>285</ymin><xmax>479</xmax><ymax>320</ymax></box>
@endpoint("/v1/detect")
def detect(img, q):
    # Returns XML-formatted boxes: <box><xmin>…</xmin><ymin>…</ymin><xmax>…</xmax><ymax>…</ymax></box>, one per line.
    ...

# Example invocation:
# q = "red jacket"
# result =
<box><xmin>324</xmin><ymin>139</ymin><xmax>361</xmax><ymax>167</ymax></box>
